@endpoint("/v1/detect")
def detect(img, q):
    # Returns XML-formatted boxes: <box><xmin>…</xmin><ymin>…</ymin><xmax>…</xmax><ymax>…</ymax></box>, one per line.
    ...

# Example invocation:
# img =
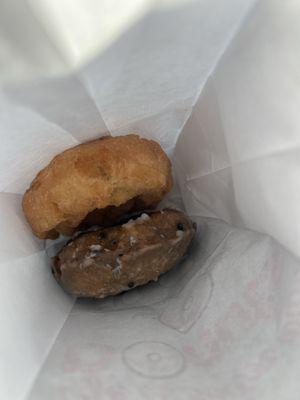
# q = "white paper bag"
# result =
<box><xmin>1</xmin><ymin>0</ymin><xmax>300</xmax><ymax>399</ymax></box>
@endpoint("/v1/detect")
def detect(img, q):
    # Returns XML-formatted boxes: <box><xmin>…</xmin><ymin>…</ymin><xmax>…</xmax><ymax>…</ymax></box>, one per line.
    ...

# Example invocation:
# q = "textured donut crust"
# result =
<box><xmin>22</xmin><ymin>135</ymin><xmax>173</xmax><ymax>239</ymax></box>
<box><xmin>52</xmin><ymin>209</ymin><xmax>196</xmax><ymax>298</ymax></box>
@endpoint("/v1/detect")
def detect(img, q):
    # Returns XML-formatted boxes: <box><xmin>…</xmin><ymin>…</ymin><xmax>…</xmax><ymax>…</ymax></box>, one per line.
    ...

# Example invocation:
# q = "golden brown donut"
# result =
<box><xmin>52</xmin><ymin>209</ymin><xmax>196</xmax><ymax>298</ymax></box>
<box><xmin>22</xmin><ymin>135</ymin><xmax>173</xmax><ymax>239</ymax></box>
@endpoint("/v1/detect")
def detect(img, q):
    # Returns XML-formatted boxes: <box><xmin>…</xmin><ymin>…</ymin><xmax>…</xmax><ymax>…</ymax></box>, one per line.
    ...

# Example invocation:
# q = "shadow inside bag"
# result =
<box><xmin>30</xmin><ymin>215</ymin><xmax>299</xmax><ymax>400</ymax></box>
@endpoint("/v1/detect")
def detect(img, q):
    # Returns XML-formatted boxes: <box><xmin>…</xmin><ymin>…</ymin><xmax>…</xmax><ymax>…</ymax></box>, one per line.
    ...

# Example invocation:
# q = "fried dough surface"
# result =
<box><xmin>22</xmin><ymin>135</ymin><xmax>172</xmax><ymax>239</ymax></box>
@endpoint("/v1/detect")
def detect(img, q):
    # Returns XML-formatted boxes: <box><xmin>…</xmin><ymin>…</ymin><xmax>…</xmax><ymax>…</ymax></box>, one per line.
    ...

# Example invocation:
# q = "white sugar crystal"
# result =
<box><xmin>171</xmin><ymin>230</ymin><xmax>184</xmax><ymax>245</ymax></box>
<box><xmin>90</xmin><ymin>244</ymin><xmax>102</xmax><ymax>251</ymax></box>
<box><xmin>139</xmin><ymin>213</ymin><xmax>150</xmax><ymax>221</ymax></box>
<box><xmin>129</xmin><ymin>236</ymin><xmax>137</xmax><ymax>246</ymax></box>
<box><xmin>123</xmin><ymin>219</ymin><xmax>135</xmax><ymax>229</ymax></box>
<box><xmin>123</xmin><ymin>213</ymin><xmax>150</xmax><ymax>229</ymax></box>
<box><xmin>112</xmin><ymin>257</ymin><xmax>122</xmax><ymax>277</ymax></box>
<box><xmin>176</xmin><ymin>230</ymin><xmax>184</xmax><ymax>239</ymax></box>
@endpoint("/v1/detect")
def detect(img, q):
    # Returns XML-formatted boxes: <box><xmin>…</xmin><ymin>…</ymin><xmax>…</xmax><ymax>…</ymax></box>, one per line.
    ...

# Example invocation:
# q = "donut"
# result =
<box><xmin>52</xmin><ymin>209</ymin><xmax>196</xmax><ymax>298</ymax></box>
<box><xmin>22</xmin><ymin>135</ymin><xmax>173</xmax><ymax>239</ymax></box>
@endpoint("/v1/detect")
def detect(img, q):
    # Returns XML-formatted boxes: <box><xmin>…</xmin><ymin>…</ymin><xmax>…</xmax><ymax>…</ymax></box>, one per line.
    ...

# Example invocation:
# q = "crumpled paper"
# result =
<box><xmin>0</xmin><ymin>0</ymin><xmax>300</xmax><ymax>399</ymax></box>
